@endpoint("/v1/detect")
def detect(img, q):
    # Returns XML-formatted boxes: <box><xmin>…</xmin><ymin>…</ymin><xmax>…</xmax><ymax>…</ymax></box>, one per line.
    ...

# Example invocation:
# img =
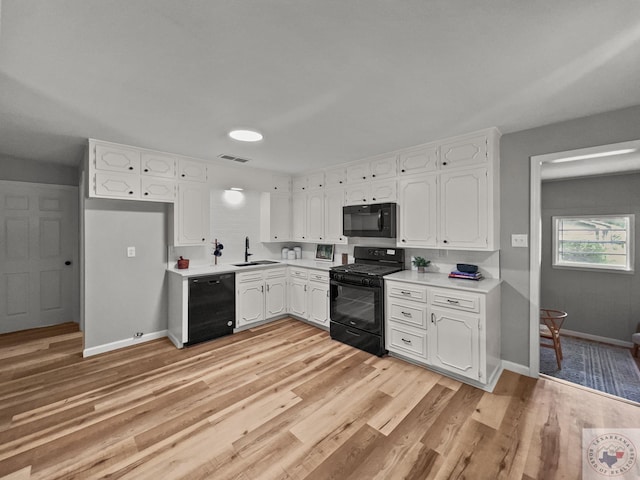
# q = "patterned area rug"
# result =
<box><xmin>540</xmin><ymin>335</ymin><xmax>640</xmax><ymax>403</ymax></box>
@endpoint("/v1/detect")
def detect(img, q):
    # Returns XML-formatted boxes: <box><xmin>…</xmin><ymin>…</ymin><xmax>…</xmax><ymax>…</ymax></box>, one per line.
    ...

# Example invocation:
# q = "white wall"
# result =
<box><xmin>83</xmin><ymin>198</ymin><xmax>168</xmax><ymax>350</ymax></box>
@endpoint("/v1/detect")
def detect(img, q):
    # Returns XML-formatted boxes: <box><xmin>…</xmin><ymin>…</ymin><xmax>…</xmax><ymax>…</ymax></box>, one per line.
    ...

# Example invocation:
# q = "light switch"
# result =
<box><xmin>127</xmin><ymin>246</ymin><xmax>136</xmax><ymax>257</ymax></box>
<box><xmin>511</xmin><ymin>234</ymin><xmax>528</xmax><ymax>248</ymax></box>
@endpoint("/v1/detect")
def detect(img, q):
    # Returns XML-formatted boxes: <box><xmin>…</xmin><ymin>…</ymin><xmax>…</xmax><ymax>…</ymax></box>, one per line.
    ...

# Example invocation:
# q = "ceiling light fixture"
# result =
<box><xmin>551</xmin><ymin>148</ymin><xmax>636</xmax><ymax>163</ymax></box>
<box><xmin>230</xmin><ymin>187</ymin><xmax>243</xmax><ymax>191</ymax></box>
<box><xmin>228</xmin><ymin>129</ymin><xmax>263</xmax><ymax>142</ymax></box>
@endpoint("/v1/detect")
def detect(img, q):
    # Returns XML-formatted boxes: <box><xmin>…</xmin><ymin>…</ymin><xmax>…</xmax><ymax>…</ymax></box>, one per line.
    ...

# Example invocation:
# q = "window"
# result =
<box><xmin>552</xmin><ymin>215</ymin><xmax>634</xmax><ymax>272</ymax></box>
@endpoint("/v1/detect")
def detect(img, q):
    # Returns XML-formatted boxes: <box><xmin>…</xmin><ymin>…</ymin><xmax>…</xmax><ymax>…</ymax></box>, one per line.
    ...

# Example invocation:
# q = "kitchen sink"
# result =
<box><xmin>232</xmin><ymin>260</ymin><xmax>280</xmax><ymax>267</ymax></box>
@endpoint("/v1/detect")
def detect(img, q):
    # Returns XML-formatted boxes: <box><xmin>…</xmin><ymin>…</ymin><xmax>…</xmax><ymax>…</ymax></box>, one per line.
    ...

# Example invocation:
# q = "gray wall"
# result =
<box><xmin>500</xmin><ymin>104</ymin><xmax>640</xmax><ymax>366</ymax></box>
<box><xmin>83</xmin><ymin>199</ymin><xmax>168</xmax><ymax>349</ymax></box>
<box><xmin>0</xmin><ymin>154</ymin><xmax>78</xmax><ymax>186</ymax></box>
<box><xmin>540</xmin><ymin>174</ymin><xmax>640</xmax><ymax>342</ymax></box>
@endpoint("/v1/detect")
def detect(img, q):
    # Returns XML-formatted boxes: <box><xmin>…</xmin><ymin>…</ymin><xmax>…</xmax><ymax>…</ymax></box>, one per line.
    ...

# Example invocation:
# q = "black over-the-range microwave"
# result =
<box><xmin>343</xmin><ymin>203</ymin><xmax>397</xmax><ymax>238</ymax></box>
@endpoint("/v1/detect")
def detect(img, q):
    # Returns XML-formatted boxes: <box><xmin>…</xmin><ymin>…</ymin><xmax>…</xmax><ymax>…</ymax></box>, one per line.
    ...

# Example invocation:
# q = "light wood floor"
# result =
<box><xmin>0</xmin><ymin>319</ymin><xmax>638</xmax><ymax>480</ymax></box>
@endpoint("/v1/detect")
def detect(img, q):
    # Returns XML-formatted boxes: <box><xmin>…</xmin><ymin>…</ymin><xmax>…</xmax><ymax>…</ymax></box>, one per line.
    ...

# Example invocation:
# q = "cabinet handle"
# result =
<box><xmin>266</xmin><ymin>284</ymin><xmax>270</xmax><ymax>292</ymax></box>
<box><xmin>304</xmin><ymin>284</ymin><xmax>307</xmax><ymax>292</ymax></box>
<box><xmin>447</xmin><ymin>299</ymin><xmax>460</xmax><ymax>304</ymax></box>
<box><xmin>401</xmin><ymin>311</ymin><xmax>412</xmax><ymax>317</ymax></box>
<box><xmin>144</xmin><ymin>192</ymin><xmax>149</xmax><ymax>196</ymax></box>
<box><xmin>128</xmin><ymin>191</ymin><xmax>134</xmax><ymax>195</ymax></box>
<box><xmin>129</xmin><ymin>166</ymin><xmax>134</xmax><ymax>170</ymax></box>
<box><xmin>144</xmin><ymin>168</ymin><xmax>149</xmax><ymax>172</ymax></box>
<box><xmin>442</xmin><ymin>162</ymin><xmax>448</xmax><ymax>166</ymax></box>
<box><xmin>431</xmin><ymin>313</ymin><xmax>435</xmax><ymax>323</ymax></box>
<box><xmin>401</xmin><ymin>169</ymin><xmax>405</xmax><ymax>173</ymax></box>
<box><xmin>401</xmin><ymin>291</ymin><xmax>411</xmax><ymax>295</ymax></box>
<box><xmin>181</xmin><ymin>174</ymin><xmax>186</xmax><ymax>177</ymax></box>
<box><xmin>402</xmin><ymin>239</ymin><xmax>406</xmax><ymax>243</ymax></box>
<box><xmin>319</xmin><ymin>184</ymin><xmax>322</xmax><ymax>187</ymax></box>
<box><xmin>443</xmin><ymin>239</ymin><xmax>449</xmax><ymax>244</ymax></box>
<box><xmin>261</xmin><ymin>285</ymin><xmax>264</xmax><ymax>293</ymax></box>
<box><xmin>362</xmin><ymin>176</ymin><xmax>366</xmax><ymax>180</ymax></box>
<box><xmin>274</xmin><ymin>186</ymin><xmax>278</xmax><ymax>190</ymax></box>
<box><xmin>339</xmin><ymin>180</ymin><xmax>343</xmax><ymax>184</ymax></box>
<box><xmin>401</xmin><ymin>338</ymin><xmax>411</xmax><ymax>344</ymax></box>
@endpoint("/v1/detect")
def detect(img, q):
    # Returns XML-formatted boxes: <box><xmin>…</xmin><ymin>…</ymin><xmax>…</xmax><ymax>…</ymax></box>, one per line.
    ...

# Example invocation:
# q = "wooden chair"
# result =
<box><xmin>540</xmin><ymin>309</ymin><xmax>568</xmax><ymax>369</ymax></box>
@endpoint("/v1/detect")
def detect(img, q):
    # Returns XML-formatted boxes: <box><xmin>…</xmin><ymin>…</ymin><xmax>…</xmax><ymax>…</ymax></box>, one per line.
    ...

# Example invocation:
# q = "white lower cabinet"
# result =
<box><xmin>288</xmin><ymin>268</ymin><xmax>330</xmax><ymax>328</ymax></box>
<box><xmin>236</xmin><ymin>268</ymin><xmax>287</xmax><ymax>328</ymax></box>
<box><xmin>385</xmin><ymin>279</ymin><xmax>501</xmax><ymax>391</ymax></box>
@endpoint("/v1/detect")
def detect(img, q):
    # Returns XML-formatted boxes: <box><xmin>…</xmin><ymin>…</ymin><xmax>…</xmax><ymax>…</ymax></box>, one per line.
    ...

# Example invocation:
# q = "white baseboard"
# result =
<box><xmin>562</xmin><ymin>329</ymin><xmax>633</xmax><ymax>348</ymax></box>
<box><xmin>502</xmin><ymin>360</ymin><xmax>533</xmax><ymax>377</ymax></box>
<box><xmin>83</xmin><ymin>330</ymin><xmax>168</xmax><ymax>357</ymax></box>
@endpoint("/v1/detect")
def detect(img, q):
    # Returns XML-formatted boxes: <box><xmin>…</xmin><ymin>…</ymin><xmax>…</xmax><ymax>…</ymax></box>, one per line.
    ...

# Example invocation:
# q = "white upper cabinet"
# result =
<box><xmin>439</xmin><ymin>167</ymin><xmax>488</xmax><ymax>249</ymax></box>
<box><xmin>370</xmin><ymin>179</ymin><xmax>396</xmax><ymax>203</ymax></box>
<box><xmin>292</xmin><ymin>193</ymin><xmax>307</xmax><ymax>241</ymax></box>
<box><xmin>440</xmin><ymin>134</ymin><xmax>488</xmax><ymax>170</ymax></box>
<box><xmin>260</xmin><ymin>193</ymin><xmax>291</xmax><ymax>242</ymax></box>
<box><xmin>94</xmin><ymin>144</ymin><xmax>140</xmax><ymax>174</ymax></box>
<box><xmin>141</xmin><ymin>177</ymin><xmax>176</xmax><ymax>201</ymax></box>
<box><xmin>94</xmin><ymin>172</ymin><xmax>140</xmax><ymax>199</ymax></box>
<box><xmin>270</xmin><ymin>174</ymin><xmax>291</xmax><ymax>193</ymax></box>
<box><xmin>171</xmin><ymin>183</ymin><xmax>209</xmax><ymax>246</ymax></box>
<box><xmin>398</xmin><ymin>144</ymin><xmax>438</xmax><ymax>176</ymax></box>
<box><xmin>292</xmin><ymin>176</ymin><xmax>308</xmax><ymax>193</ymax></box>
<box><xmin>324</xmin><ymin>188</ymin><xmax>346</xmax><ymax>244</ymax></box>
<box><xmin>397</xmin><ymin>174</ymin><xmax>437</xmax><ymax>247</ymax></box>
<box><xmin>177</xmin><ymin>158</ymin><xmax>207</xmax><ymax>182</ymax></box>
<box><xmin>344</xmin><ymin>184</ymin><xmax>371</xmax><ymax>205</ymax></box>
<box><xmin>369</xmin><ymin>155</ymin><xmax>397</xmax><ymax>180</ymax></box>
<box><xmin>325</xmin><ymin>167</ymin><xmax>346</xmax><ymax>188</ymax></box>
<box><xmin>141</xmin><ymin>152</ymin><xmax>176</xmax><ymax>178</ymax></box>
<box><xmin>307</xmin><ymin>172</ymin><xmax>325</xmax><ymax>191</ymax></box>
<box><xmin>346</xmin><ymin>162</ymin><xmax>370</xmax><ymax>184</ymax></box>
<box><xmin>306</xmin><ymin>191</ymin><xmax>325</xmax><ymax>242</ymax></box>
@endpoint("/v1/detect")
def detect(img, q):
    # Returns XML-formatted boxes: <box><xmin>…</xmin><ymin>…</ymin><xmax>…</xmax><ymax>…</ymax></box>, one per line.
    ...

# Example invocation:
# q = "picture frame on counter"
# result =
<box><xmin>315</xmin><ymin>243</ymin><xmax>335</xmax><ymax>261</ymax></box>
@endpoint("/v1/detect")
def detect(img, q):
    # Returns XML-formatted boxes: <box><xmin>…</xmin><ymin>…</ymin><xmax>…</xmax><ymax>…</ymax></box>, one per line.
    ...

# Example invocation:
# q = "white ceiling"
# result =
<box><xmin>1</xmin><ymin>1</ymin><xmax>640</xmax><ymax>174</ymax></box>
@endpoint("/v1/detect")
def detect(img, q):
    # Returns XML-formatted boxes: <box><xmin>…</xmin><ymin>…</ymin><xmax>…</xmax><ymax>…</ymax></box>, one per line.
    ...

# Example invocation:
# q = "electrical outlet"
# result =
<box><xmin>127</xmin><ymin>246</ymin><xmax>136</xmax><ymax>257</ymax></box>
<box><xmin>511</xmin><ymin>234</ymin><xmax>528</xmax><ymax>248</ymax></box>
<box><xmin>134</xmin><ymin>332</ymin><xmax>143</xmax><ymax>338</ymax></box>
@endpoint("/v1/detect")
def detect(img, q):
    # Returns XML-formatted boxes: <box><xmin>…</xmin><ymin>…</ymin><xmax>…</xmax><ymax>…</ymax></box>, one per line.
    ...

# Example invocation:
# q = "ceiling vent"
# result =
<box><xmin>218</xmin><ymin>154</ymin><xmax>250</xmax><ymax>164</ymax></box>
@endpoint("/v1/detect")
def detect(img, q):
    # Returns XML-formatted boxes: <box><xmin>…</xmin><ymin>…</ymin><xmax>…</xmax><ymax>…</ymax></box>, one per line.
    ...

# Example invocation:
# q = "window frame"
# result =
<box><xmin>552</xmin><ymin>214</ymin><xmax>635</xmax><ymax>273</ymax></box>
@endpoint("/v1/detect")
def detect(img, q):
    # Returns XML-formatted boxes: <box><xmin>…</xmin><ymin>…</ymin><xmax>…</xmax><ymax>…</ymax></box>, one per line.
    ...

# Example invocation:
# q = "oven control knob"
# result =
<box><xmin>362</xmin><ymin>278</ymin><xmax>372</xmax><ymax>287</ymax></box>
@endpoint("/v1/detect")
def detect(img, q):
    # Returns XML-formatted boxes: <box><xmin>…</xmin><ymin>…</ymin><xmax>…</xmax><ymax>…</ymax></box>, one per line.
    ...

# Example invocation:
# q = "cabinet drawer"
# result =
<box><xmin>289</xmin><ymin>268</ymin><xmax>309</xmax><ymax>280</ymax></box>
<box><xmin>388</xmin><ymin>301</ymin><xmax>427</xmax><ymax>328</ymax></box>
<box><xmin>264</xmin><ymin>267</ymin><xmax>287</xmax><ymax>279</ymax></box>
<box><xmin>387</xmin><ymin>322</ymin><xmax>428</xmax><ymax>361</ymax></box>
<box><xmin>309</xmin><ymin>271</ymin><xmax>329</xmax><ymax>283</ymax></box>
<box><xmin>386</xmin><ymin>281</ymin><xmax>428</xmax><ymax>302</ymax></box>
<box><xmin>237</xmin><ymin>271</ymin><xmax>264</xmax><ymax>283</ymax></box>
<box><xmin>430</xmin><ymin>288</ymin><xmax>480</xmax><ymax>313</ymax></box>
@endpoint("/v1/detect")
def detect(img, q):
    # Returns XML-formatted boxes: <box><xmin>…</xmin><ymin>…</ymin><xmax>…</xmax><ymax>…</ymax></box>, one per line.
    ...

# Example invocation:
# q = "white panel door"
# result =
<box><xmin>236</xmin><ymin>280</ymin><xmax>265</xmax><ymax>326</ymax></box>
<box><xmin>429</xmin><ymin>308</ymin><xmax>480</xmax><ymax>380</ymax></box>
<box><xmin>289</xmin><ymin>279</ymin><xmax>307</xmax><ymax>319</ymax></box>
<box><xmin>0</xmin><ymin>182</ymin><xmax>78</xmax><ymax>333</ymax></box>
<box><xmin>306</xmin><ymin>191</ymin><xmax>324</xmax><ymax>242</ymax></box>
<box><xmin>265</xmin><ymin>277</ymin><xmax>287</xmax><ymax>318</ymax></box>
<box><xmin>308</xmin><ymin>283</ymin><xmax>329</xmax><ymax>327</ymax></box>
<box><xmin>292</xmin><ymin>193</ymin><xmax>307</xmax><ymax>241</ymax></box>
<box><xmin>397</xmin><ymin>174</ymin><xmax>437</xmax><ymax>247</ymax></box>
<box><xmin>324</xmin><ymin>188</ymin><xmax>346</xmax><ymax>244</ymax></box>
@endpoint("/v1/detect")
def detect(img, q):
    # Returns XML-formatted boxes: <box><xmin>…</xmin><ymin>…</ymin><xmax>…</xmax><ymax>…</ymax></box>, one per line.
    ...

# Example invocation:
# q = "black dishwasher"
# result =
<box><xmin>187</xmin><ymin>273</ymin><xmax>236</xmax><ymax>346</ymax></box>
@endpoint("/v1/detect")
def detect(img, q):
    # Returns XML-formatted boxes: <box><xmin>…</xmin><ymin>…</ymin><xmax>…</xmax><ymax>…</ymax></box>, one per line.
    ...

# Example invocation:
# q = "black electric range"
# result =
<box><xmin>329</xmin><ymin>246</ymin><xmax>405</xmax><ymax>356</ymax></box>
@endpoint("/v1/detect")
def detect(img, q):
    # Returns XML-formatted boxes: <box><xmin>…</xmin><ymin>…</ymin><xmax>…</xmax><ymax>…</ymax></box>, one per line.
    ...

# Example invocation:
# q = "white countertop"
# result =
<box><xmin>166</xmin><ymin>258</ymin><xmax>343</xmax><ymax>277</ymax></box>
<box><xmin>384</xmin><ymin>271</ymin><xmax>501</xmax><ymax>294</ymax></box>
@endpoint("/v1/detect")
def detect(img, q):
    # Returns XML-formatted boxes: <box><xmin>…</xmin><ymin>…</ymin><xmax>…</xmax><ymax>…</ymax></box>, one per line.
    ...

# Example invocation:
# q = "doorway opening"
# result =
<box><xmin>529</xmin><ymin>140</ymin><xmax>640</xmax><ymax>403</ymax></box>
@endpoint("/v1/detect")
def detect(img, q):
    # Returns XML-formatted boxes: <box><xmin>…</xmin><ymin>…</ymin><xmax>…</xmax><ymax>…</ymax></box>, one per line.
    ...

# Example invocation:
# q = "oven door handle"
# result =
<box><xmin>377</xmin><ymin>210</ymin><xmax>383</xmax><ymax>231</ymax></box>
<box><xmin>346</xmin><ymin>329</ymin><xmax>361</xmax><ymax>337</ymax></box>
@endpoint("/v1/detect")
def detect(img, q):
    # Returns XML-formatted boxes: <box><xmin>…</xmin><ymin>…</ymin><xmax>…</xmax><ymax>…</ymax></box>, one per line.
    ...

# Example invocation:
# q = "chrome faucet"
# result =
<box><xmin>244</xmin><ymin>236</ymin><xmax>253</xmax><ymax>262</ymax></box>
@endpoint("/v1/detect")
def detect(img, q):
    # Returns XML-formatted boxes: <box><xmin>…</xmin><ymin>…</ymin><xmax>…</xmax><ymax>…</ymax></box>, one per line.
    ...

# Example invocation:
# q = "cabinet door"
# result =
<box><xmin>399</xmin><ymin>144</ymin><xmax>438</xmax><ymax>175</ymax></box>
<box><xmin>429</xmin><ymin>308</ymin><xmax>480</xmax><ymax>381</ymax></box>
<box><xmin>306</xmin><ymin>191</ymin><xmax>324</xmax><ymax>242</ymax></box>
<box><xmin>370</xmin><ymin>155</ymin><xmax>397</xmax><ymax>180</ymax></box>
<box><xmin>346</xmin><ymin>162</ymin><xmax>370</xmax><ymax>184</ymax></box>
<box><xmin>370</xmin><ymin>179</ymin><xmax>396</xmax><ymax>203</ymax></box>
<box><xmin>308</xmin><ymin>282</ymin><xmax>329</xmax><ymax>327</ymax></box>
<box><xmin>94</xmin><ymin>172</ymin><xmax>140</xmax><ymax>199</ymax></box>
<box><xmin>266</xmin><ymin>277</ymin><xmax>287</xmax><ymax>318</ymax></box>
<box><xmin>292</xmin><ymin>193</ymin><xmax>307</xmax><ymax>241</ymax></box>
<box><xmin>439</xmin><ymin>167</ymin><xmax>488</xmax><ymax>248</ymax></box>
<box><xmin>271</xmin><ymin>174</ymin><xmax>291</xmax><ymax>193</ymax></box>
<box><xmin>344</xmin><ymin>184</ymin><xmax>371</xmax><ymax>205</ymax></box>
<box><xmin>292</xmin><ymin>176</ymin><xmax>308</xmax><ymax>193</ymax></box>
<box><xmin>236</xmin><ymin>280</ymin><xmax>265</xmax><ymax>326</ymax></box>
<box><xmin>175</xmin><ymin>183</ymin><xmax>209</xmax><ymax>245</ymax></box>
<box><xmin>397</xmin><ymin>174</ymin><xmax>437</xmax><ymax>247</ymax></box>
<box><xmin>325</xmin><ymin>167</ymin><xmax>346</xmax><ymax>188</ymax></box>
<box><xmin>289</xmin><ymin>279</ymin><xmax>307</xmax><ymax>318</ymax></box>
<box><xmin>141</xmin><ymin>152</ymin><xmax>176</xmax><ymax>178</ymax></box>
<box><xmin>270</xmin><ymin>194</ymin><xmax>291</xmax><ymax>241</ymax></box>
<box><xmin>141</xmin><ymin>177</ymin><xmax>176</xmax><ymax>202</ymax></box>
<box><xmin>94</xmin><ymin>144</ymin><xmax>140</xmax><ymax>174</ymax></box>
<box><xmin>440</xmin><ymin>134</ymin><xmax>487</xmax><ymax>169</ymax></box>
<box><xmin>178</xmin><ymin>158</ymin><xmax>207</xmax><ymax>182</ymax></box>
<box><xmin>324</xmin><ymin>188</ymin><xmax>346</xmax><ymax>244</ymax></box>
<box><xmin>307</xmin><ymin>172</ymin><xmax>325</xmax><ymax>191</ymax></box>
